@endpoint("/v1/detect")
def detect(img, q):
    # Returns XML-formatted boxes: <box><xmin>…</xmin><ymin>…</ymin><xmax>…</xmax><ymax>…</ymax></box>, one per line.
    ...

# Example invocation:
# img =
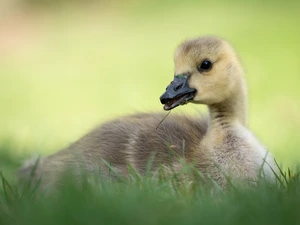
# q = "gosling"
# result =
<box><xmin>18</xmin><ymin>36</ymin><xmax>276</xmax><ymax>191</ymax></box>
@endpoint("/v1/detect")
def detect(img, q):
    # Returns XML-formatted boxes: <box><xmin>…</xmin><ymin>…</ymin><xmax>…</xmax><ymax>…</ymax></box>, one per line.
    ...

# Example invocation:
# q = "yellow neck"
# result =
<box><xmin>208</xmin><ymin>82</ymin><xmax>247</xmax><ymax>129</ymax></box>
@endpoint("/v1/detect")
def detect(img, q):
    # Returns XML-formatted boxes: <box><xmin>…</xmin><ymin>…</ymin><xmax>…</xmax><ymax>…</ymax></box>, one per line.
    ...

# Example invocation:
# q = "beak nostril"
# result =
<box><xmin>174</xmin><ymin>83</ymin><xmax>183</xmax><ymax>92</ymax></box>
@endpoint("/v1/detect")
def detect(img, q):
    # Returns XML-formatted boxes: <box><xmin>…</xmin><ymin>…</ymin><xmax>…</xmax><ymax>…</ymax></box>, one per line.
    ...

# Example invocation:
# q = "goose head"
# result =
<box><xmin>160</xmin><ymin>36</ymin><xmax>244</xmax><ymax>110</ymax></box>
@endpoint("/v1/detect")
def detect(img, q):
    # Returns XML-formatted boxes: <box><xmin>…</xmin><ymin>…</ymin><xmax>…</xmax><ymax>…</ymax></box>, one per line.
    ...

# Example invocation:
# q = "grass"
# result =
<box><xmin>0</xmin><ymin>142</ymin><xmax>300</xmax><ymax>225</ymax></box>
<box><xmin>0</xmin><ymin>0</ymin><xmax>299</xmax><ymax>166</ymax></box>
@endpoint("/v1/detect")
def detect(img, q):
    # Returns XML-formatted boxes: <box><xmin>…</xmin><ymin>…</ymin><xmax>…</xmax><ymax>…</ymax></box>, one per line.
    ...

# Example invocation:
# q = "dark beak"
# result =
<box><xmin>160</xmin><ymin>75</ymin><xmax>196</xmax><ymax>110</ymax></box>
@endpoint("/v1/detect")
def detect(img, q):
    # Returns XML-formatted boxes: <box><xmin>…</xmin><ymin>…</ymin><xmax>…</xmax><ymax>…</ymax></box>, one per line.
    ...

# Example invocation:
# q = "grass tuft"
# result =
<box><xmin>0</xmin><ymin>150</ymin><xmax>300</xmax><ymax>225</ymax></box>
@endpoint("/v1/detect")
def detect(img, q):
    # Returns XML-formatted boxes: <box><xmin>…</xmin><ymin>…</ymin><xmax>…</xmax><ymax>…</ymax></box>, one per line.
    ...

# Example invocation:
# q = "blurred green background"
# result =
<box><xmin>0</xmin><ymin>0</ymin><xmax>299</xmax><ymax>168</ymax></box>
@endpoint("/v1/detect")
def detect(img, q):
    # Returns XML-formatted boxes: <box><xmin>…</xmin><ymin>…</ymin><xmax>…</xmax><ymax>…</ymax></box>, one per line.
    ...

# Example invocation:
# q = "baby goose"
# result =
<box><xmin>18</xmin><ymin>36</ymin><xmax>276</xmax><ymax>190</ymax></box>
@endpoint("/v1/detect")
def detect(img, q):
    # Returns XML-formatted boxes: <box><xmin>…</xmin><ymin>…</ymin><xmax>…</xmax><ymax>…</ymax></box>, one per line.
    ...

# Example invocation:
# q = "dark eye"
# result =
<box><xmin>197</xmin><ymin>60</ymin><xmax>212</xmax><ymax>72</ymax></box>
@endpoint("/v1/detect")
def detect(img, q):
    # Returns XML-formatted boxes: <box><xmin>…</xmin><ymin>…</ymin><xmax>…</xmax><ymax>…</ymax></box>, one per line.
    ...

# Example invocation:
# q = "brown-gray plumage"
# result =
<box><xmin>18</xmin><ymin>36</ymin><xmax>276</xmax><ymax>191</ymax></box>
